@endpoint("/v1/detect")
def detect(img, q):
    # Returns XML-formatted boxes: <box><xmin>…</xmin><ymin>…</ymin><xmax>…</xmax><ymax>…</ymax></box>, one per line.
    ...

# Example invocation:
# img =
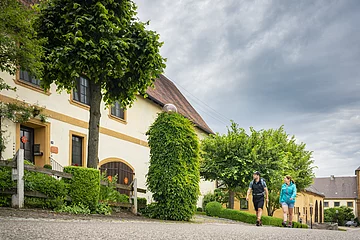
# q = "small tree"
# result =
<box><xmin>146</xmin><ymin>112</ymin><xmax>200</xmax><ymax>221</ymax></box>
<box><xmin>36</xmin><ymin>0</ymin><xmax>166</xmax><ymax>168</ymax></box>
<box><xmin>200</xmin><ymin>122</ymin><xmax>252</xmax><ymax>209</ymax></box>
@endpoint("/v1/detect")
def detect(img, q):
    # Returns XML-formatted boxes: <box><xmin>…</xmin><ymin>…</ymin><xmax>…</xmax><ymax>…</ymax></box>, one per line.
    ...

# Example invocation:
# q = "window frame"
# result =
<box><xmin>324</xmin><ymin>201</ymin><xmax>329</xmax><ymax>208</ymax></box>
<box><xmin>69</xmin><ymin>131</ymin><xmax>87</xmax><ymax>167</ymax></box>
<box><xmin>70</xmin><ymin>77</ymin><xmax>91</xmax><ymax>109</ymax></box>
<box><xmin>108</xmin><ymin>101</ymin><xmax>127</xmax><ymax>124</ymax></box>
<box><xmin>347</xmin><ymin>202</ymin><xmax>353</xmax><ymax>208</ymax></box>
<box><xmin>14</xmin><ymin>69</ymin><xmax>50</xmax><ymax>95</ymax></box>
<box><xmin>334</xmin><ymin>202</ymin><xmax>340</xmax><ymax>207</ymax></box>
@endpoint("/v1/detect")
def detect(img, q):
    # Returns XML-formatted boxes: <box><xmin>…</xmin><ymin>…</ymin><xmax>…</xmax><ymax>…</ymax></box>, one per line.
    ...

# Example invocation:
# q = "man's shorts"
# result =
<box><xmin>281</xmin><ymin>202</ymin><xmax>295</xmax><ymax>208</ymax></box>
<box><xmin>253</xmin><ymin>196</ymin><xmax>264</xmax><ymax>211</ymax></box>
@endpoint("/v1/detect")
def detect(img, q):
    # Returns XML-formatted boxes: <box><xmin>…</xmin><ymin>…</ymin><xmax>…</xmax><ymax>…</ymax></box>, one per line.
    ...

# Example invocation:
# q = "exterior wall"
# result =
<box><xmin>324</xmin><ymin>199</ymin><xmax>357</xmax><ymax>217</ymax></box>
<box><xmin>234</xmin><ymin>191</ymin><xmax>324</xmax><ymax>224</ymax></box>
<box><xmin>0</xmin><ymin>71</ymin><xmax>215</xmax><ymax>206</ymax></box>
<box><xmin>356</xmin><ymin>169</ymin><xmax>360</xmax><ymax>218</ymax></box>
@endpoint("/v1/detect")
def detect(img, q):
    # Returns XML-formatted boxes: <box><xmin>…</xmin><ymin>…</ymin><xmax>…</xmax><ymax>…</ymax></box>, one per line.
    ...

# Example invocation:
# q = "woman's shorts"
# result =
<box><xmin>281</xmin><ymin>202</ymin><xmax>294</xmax><ymax>208</ymax></box>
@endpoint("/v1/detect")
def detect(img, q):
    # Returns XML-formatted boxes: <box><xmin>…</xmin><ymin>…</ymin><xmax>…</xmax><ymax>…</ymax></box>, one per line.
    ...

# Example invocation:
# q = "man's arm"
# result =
<box><xmin>246</xmin><ymin>188</ymin><xmax>252</xmax><ymax>201</ymax></box>
<box><xmin>264</xmin><ymin>187</ymin><xmax>269</xmax><ymax>202</ymax></box>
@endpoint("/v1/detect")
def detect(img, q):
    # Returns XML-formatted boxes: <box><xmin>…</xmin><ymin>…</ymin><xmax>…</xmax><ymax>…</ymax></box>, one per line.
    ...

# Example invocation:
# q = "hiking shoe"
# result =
<box><xmin>259</xmin><ymin>220</ymin><xmax>263</xmax><ymax>226</ymax></box>
<box><xmin>288</xmin><ymin>222</ymin><xmax>293</xmax><ymax>228</ymax></box>
<box><xmin>282</xmin><ymin>221</ymin><xmax>287</xmax><ymax>227</ymax></box>
<box><xmin>256</xmin><ymin>220</ymin><xmax>260</xmax><ymax>226</ymax></box>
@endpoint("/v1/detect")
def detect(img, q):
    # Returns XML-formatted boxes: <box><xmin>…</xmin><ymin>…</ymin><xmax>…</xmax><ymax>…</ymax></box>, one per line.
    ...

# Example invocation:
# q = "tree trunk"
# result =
<box><xmin>87</xmin><ymin>81</ymin><xmax>102</xmax><ymax>168</ymax></box>
<box><xmin>228</xmin><ymin>190</ymin><xmax>235</xmax><ymax>209</ymax></box>
<box><xmin>267</xmin><ymin>202</ymin><xmax>274</xmax><ymax>216</ymax></box>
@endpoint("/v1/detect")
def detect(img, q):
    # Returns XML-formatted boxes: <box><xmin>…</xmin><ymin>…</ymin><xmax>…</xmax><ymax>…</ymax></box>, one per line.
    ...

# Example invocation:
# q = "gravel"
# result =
<box><xmin>1</xmin><ymin>216</ymin><xmax>359</xmax><ymax>240</ymax></box>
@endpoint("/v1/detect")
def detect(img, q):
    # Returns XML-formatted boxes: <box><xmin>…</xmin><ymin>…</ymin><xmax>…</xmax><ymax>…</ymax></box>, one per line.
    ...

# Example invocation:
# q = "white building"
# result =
<box><xmin>0</xmin><ymin>70</ymin><xmax>216</xmax><ymax>206</ymax></box>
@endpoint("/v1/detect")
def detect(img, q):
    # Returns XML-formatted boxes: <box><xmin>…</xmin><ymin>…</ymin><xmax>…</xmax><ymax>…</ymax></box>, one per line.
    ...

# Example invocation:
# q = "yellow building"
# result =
<box><xmin>234</xmin><ymin>186</ymin><xmax>325</xmax><ymax>224</ymax></box>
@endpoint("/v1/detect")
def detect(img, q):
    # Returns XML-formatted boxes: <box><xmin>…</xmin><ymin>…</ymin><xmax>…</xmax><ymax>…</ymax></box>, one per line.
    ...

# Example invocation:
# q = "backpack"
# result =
<box><xmin>252</xmin><ymin>178</ymin><xmax>265</xmax><ymax>193</ymax></box>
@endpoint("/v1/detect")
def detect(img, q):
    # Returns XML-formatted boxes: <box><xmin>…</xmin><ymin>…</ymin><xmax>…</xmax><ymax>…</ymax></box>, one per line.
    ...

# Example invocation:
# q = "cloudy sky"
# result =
<box><xmin>135</xmin><ymin>0</ymin><xmax>360</xmax><ymax>177</ymax></box>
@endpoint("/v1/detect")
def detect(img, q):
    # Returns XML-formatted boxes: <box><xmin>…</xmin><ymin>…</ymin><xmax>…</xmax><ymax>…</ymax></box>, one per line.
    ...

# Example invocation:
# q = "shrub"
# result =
<box><xmin>205</xmin><ymin>202</ymin><xmax>308</xmax><ymax>228</ymax></box>
<box><xmin>24</xmin><ymin>196</ymin><xmax>64</xmax><ymax>209</ymax></box>
<box><xmin>56</xmin><ymin>203</ymin><xmax>91</xmax><ymax>215</ymax></box>
<box><xmin>94</xmin><ymin>202</ymin><xmax>112</xmax><ymax>215</ymax></box>
<box><xmin>145</xmin><ymin>112</ymin><xmax>200</xmax><ymax>221</ymax></box>
<box><xmin>202</xmin><ymin>189</ymin><xmax>229</xmax><ymax>210</ymax></box>
<box><xmin>197</xmin><ymin>207</ymin><xmax>203</xmax><ymax>212</ymax></box>
<box><xmin>324</xmin><ymin>206</ymin><xmax>355</xmax><ymax>226</ymax></box>
<box><xmin>43</xmin><ymin>164</ymin><xmax>52</xmax><ymax>169</ymax></box>
<box><xmin>0</xmin><ymin>166</ymin><xmax>15</xmax><ymax>207</ymax></box>
<box><xmin>205</xmin><ymin>201</ymin><xmax>223</xmax><ymax>217</ymax></box>
<box><xmin>64</xmin><ymin>166</ymin><xmax>100</xmax><ymax>211</ymax></box>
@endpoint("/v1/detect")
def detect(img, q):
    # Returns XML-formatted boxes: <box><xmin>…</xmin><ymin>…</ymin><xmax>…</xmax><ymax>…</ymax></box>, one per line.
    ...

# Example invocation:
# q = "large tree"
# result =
<box><xmin>36</xmin><ymin>0</ymin><xmax>166</xmax><ymax>168</ymax></box>
<box><xmin>200</xmin><ymin>122</ymin><xmax>253</xmax><ymax>209</ymax></box>
<box><xmin>200</xmin><ymin>123</ymin><xmax>315</xmax><ymax>213</ymax></box>
<box><xmin>0</xmin><ymin>0</ymin><xmax>44</xmax><ymax>82</ymax></box>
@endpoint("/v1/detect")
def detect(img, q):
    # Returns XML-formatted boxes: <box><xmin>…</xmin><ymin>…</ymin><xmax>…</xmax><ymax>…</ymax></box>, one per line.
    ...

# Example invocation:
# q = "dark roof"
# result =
<box><xmin>304</xmin><ymin>185</ymin><xmax>325</xmax><ymax>197</ymax></box>
<box><xmin>312</xmin><ymin>176</ymin><xmax>358</xmax><ymax>199</ymax></box>
<box><xmin>146</xmin><ymin>75</ymin><xmax>213</xmax><ymax>134</ymax></box>
<box><xmin>356</xmin><ymin>166</ymin><xmax>360</xmax><ymax>171</ymax></box>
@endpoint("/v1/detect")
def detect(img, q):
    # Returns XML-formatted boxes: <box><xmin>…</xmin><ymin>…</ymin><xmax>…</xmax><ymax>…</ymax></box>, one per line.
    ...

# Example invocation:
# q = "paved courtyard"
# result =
<box><xmin>1</xmin><ymin>216</ymin><xmax>359</xmax><ymax>240</ymax></box>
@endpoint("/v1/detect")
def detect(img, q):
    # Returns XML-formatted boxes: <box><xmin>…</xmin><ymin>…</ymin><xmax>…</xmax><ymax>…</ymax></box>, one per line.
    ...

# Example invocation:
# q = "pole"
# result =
<box><xmin>12</xmin><ymin>149</ymin><xmax>24</xmax><ymax>208</ymax></box>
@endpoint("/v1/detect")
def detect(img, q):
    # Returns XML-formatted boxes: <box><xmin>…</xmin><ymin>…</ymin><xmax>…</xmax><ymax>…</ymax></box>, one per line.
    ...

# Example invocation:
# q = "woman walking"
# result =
<box><xmin>280</xmin><ymin>175</ymin><xmax>297</xmax><ymax>227</ymax></box>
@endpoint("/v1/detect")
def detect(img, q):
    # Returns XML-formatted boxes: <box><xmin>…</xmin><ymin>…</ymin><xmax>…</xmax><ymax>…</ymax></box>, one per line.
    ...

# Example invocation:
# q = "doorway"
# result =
<box><xmin>20</xmin><ymin>126</ymin><xmax>34</xmax><ymax>163</ymax></box>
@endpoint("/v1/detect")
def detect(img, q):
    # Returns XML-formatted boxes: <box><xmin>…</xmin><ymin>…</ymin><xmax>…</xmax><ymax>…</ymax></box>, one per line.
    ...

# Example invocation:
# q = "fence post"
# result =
<box><xmin>133</xmin><ymin>178</ymin><xmax>137</xmax><ymax>215</ymax></box>
<box><xmin>12</xmin><ymin>149</ymin><xmax>24</xmax><ymax>208</ymax></box>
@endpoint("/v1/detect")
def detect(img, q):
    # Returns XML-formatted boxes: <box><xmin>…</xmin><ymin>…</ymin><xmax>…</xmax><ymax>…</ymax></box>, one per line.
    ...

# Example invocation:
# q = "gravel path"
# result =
<box><xmin>1</xmin><ymin>216</ymin><xmax>359</xmax><ymax>240</ymax></box>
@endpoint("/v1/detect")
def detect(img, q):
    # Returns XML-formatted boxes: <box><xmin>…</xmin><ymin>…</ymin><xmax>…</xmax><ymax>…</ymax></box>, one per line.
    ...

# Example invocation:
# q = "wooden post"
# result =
<box><xmin>12</xmin><ymin>149</ymin><xmax>24</xmax><ymax>208</ymax></box>
<box><xmin>133</xmin><ymin>178</ymin><xmax>138</xmax><ymax>215</ymax></box>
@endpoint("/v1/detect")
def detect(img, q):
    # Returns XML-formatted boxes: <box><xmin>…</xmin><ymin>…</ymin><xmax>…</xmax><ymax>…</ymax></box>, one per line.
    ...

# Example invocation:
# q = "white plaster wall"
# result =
<box><xmin>1</xmin><ymin>119</ymin><xmax>17</xmax><ymax>160</ymax></box>
<box><xmin>1</xmin><ymin>71</ymin><xmax>215</xmax><ymax>205</ymax></box>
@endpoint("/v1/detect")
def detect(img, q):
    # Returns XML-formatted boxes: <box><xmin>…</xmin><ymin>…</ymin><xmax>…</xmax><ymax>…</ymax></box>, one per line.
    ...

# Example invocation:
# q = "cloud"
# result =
<box><xmin>135</xmin><ymin>0</ymin><xmax>360</xmax><ymax>176</ymax></box>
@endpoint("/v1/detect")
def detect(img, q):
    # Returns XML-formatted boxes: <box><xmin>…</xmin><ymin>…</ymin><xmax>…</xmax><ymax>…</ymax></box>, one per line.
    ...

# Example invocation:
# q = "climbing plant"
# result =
<box><xmin>145</xmin><ymin>112</ymin><xmax>200</xmax><ymax>221</ymax></box>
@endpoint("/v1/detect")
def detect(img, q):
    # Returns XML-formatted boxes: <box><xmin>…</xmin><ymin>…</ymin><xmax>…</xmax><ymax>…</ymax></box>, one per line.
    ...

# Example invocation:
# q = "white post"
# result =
<box><xmin>133</xmin><ymin>178</ymin><xmax>138</xmax><ymax>215</ymax></box>
<box><xmin>12</xmin><ymin>149</ymin><xmax>24</xmax><ymax>208</ymax></box>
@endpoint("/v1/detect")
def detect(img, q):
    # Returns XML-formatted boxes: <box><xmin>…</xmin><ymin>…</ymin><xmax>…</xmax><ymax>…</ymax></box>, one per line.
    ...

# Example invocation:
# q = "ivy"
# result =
<box><xmin>145</xmin><ymin>112</ymin><xmax>200</xmax><ymax>221</ymax></box>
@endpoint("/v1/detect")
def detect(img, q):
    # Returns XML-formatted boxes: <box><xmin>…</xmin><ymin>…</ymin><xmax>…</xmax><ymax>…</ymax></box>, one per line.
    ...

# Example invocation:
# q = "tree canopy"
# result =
<box><xmin>0</xmin><ymin>0</ymin><xmax>44</xmax><ymax>81</ymax></box>
<box><xmin>36</xmin><ymin>0</ymin><xmax>166</xmax><ymax>168</ymax></box>
<box><xmin>200</xmin><ymin>123</ymin><xmax>315</xmax><ymax>215</ymax></box>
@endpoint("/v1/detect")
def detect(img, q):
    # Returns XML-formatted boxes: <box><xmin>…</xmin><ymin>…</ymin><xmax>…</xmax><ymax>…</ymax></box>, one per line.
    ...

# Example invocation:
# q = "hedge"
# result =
<box><xmin>205</xmin><ymin>201</ymin><xmax>308</xmax><ymax>228</ymax></box>
<box><xmin>145</xmin><ymin>112</ymin><xmax>200</xmax><ymax>221</ymax></box>
<box><xmin>64</xmin><ymin>166</ymin><xmax>100</xmax><ymax>211</ymax></box>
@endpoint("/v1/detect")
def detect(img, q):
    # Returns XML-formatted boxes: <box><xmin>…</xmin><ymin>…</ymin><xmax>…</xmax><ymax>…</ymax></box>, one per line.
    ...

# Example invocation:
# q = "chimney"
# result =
<box><xmin>330</xmin><ymin>175</ymin><xmax>335</xmax><ymax>180</ymax></box>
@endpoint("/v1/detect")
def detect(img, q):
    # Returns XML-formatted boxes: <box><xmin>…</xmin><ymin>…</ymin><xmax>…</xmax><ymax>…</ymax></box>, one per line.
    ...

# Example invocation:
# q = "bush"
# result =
<box><xmin>43</xmin><ymin>164</ymin><xmax>52</xmax><ymax>169</ymax></box>
<box><xmin>205</xmin><ymin>201</ymin><xmax>223</xmax><ymax>217</ymax></box>
<box><xmin>24</xmin><ymin>196</ymin><xmax>64</xmax><ymax>209</ymax></box>
<box><xmin>202</xmin><ymin>189</ymin><xmax>229</xmax><ymax>210</ymax></box>
<box><xmin>0</xmin><ymin>166</ymin><xmax>15</xmax><ymax>207</ymax></box>
<box><xmin>205</xmin><ymin>202</ymin><xmax>308</xmax><ymax>228</ymax></box>
<box><xmin>94</xmin><ymin>202</ymin><xmax>112</xmax><ymax>215</ymax></box>
<box><xmin>145</xmin><ymin>112</ymin><xmax>200</xmax><ymax>221</ymax></box>
<box><xmin>56</xmin><ymin>203</ymin><xmax>91</xmax><ymax>215</ymax></box>
<box><xmin>197</xmin><ymin>207</ymin><xmax>203</xmax><ymax>212</ymax></box>
<box><xmin>64</xmin><ymin>166</ymin><xmax>100</xmax><ymax>211</ymax></box>
<box><xmin>324</xmin><ymin>206</ymin><xmax>355</xmax><ymax>226</ymax></box>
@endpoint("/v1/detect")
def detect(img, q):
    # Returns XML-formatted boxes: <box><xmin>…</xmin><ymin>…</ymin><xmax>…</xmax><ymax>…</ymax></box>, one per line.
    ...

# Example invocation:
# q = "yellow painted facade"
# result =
<box><xmin>234</xmin><ymin>190</ymin><xmax>325</xmax><ymax>224</ymax></box>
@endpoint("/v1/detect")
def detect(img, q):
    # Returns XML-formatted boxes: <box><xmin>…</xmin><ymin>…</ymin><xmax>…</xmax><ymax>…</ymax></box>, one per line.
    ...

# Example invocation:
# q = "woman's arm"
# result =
<box><xmin>290</xmin><ymin>184</ymin><xmax>297</xmax><ymax>200</ymax></box>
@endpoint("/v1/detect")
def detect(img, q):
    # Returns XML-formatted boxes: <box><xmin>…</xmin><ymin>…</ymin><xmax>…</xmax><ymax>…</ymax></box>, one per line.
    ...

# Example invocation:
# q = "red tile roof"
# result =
<box><xmin>146</xmin><ymin>75</ymin><xmax>213</xmax><ymax>134</ymax></box>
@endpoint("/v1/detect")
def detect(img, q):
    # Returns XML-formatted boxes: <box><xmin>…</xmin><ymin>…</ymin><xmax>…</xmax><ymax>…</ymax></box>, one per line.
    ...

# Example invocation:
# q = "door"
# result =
<box><xmin>20</xmin><ymin>126</ymin><xmax>34</xmax><ymax>163</ymax></box>
<box><xmin>100</xmin><ymin>161</ymin><xmax>134</xmax><ymax>195</ymax></box>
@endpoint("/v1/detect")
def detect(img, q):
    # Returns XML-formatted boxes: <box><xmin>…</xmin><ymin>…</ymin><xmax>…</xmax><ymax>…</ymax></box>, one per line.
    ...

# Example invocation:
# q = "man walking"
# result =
<box><xmin>246</xmin><ymin>171</ymin><xmax>269</xmax><ymax>226</ymax></box>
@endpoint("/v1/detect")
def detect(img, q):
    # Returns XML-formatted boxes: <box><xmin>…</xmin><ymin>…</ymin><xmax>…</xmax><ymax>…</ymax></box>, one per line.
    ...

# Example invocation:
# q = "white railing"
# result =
<box><xmin>50</xmin><ymin>157</ymin><xmax>63</xmax><ymax>172</ymax></box>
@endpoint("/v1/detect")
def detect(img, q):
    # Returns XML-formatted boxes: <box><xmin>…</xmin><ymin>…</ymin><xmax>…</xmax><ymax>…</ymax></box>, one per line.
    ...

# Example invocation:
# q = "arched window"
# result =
<box><xmin>315</xmin><ymin>200</ymin><xmax>319</xmax><ymax>223</ymax></box>
<box><xmin>99</xmin><ymin>159</ymin><xmax>134</xmax><ymax>195</ymax></box>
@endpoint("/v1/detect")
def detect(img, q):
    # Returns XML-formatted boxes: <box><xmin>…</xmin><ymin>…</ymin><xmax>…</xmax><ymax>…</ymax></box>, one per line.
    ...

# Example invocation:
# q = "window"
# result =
<box><xmin>19</xmin><ymin>70</ymin><xmax>41</xmax><ymax>86</ymax></box>
<box><xmin>71</xmin><ymin>136</ymin><xmax>83</xmax><ymax>166</ymax></box>
<box><xmin>73</xmin><ymin>77</ymin><xmax>90</xmax><ymax>105</ymax></box>
<box><xmin>240</xmin><ymin>198</ymin><xmax>248</xmax><ymax>210</ymax></box>
<box><xmin>294</xmin><ymin>207</ymin><xmax>300</xmax><ymax>214</ymax></box>
<box><xmin>111</xmin><ymin>101</ymin><xmax>125</xmax><ymax>120</ymax></box>
<box><xmin>324</xmin><ymin>202</ymin><xmax>329</xmax><ymax>208</ymax></box>
<box><xmin>334</xmin><ymin>202</ymin><xmax>340</xmax><ymax>207</ymax></box>
<box><xmin>347</xmin><ymin>202</ymin><xmax>353</xmax><ymax>208</ymax></box>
